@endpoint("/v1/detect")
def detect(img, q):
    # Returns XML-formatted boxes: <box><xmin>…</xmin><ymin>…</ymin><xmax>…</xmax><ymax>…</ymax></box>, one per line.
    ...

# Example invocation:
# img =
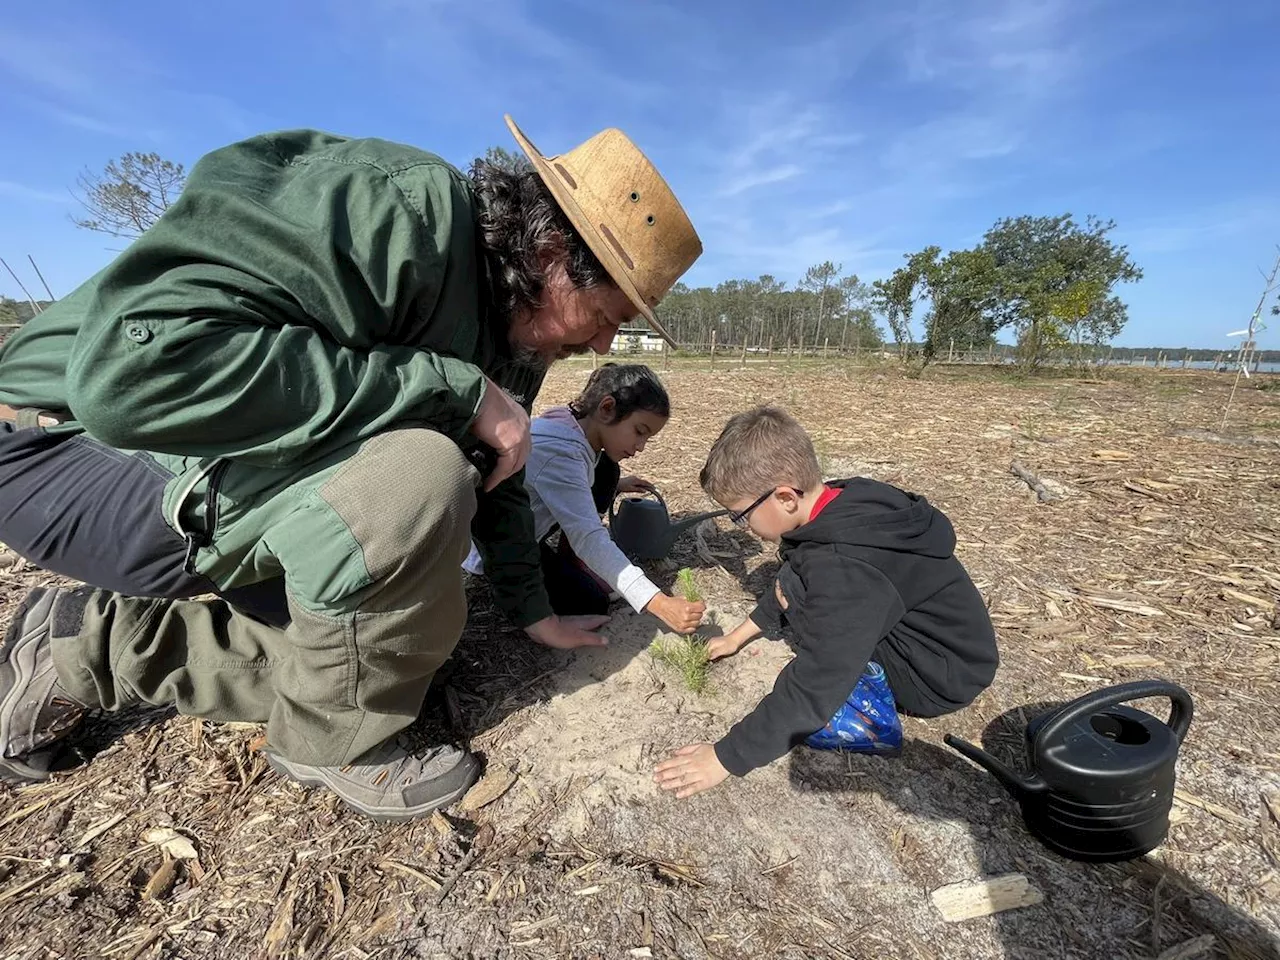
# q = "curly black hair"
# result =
<box><xmin>470</xmin><ymin>159</ymin><xmax>613</xmax><ymax>321</ymax></box>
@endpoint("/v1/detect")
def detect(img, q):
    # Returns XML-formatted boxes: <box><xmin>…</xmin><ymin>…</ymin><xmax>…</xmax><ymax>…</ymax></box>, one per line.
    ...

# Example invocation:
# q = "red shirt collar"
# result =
<box><xmin>809</xmin><ymin>484</ymin><xmax>840</xmax><ymax>521</ymax></box>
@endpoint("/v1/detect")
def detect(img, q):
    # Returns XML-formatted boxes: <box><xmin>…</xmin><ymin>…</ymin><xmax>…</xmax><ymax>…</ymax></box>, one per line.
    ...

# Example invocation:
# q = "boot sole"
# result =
<box><xmin>265</xmin><ymin>751</ymin><xmax>481</xmax><ymax>823</ymax></box>
<box><xmin>0</xmin><ymin>590</ymin><xmax>57</xmax><ymax>783</ymax></box>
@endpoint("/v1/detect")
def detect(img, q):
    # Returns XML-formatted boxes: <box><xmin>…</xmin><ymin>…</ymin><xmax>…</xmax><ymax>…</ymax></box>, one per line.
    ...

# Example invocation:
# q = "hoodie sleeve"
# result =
<box><xmin>714</xmin><ymin>550</ymin><xmax>904</xmax><ymax>777</ymax></box>
<box><xmin>529</xmin><ymin>445</ymin><xmax>661</xmax><ymax>614</ymax></box>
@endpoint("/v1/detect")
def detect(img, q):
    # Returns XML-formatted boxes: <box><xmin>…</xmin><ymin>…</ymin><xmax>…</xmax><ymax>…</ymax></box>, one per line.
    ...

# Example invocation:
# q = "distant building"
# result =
<box><xmin>610</xmin><ymin>326</ymin><xmax>664</xmax><ymax>353</ymax></box>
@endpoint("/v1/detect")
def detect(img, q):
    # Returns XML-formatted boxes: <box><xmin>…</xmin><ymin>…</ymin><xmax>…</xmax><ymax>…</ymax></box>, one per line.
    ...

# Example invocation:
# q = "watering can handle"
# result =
<box><xmin>607</xmin><ymin>486</ymin><xmax>665</xmax><ymax>524</ymax></box>
<box><xmin>1032</xmin><ymin>680</ymin><xmax>1194</xmax><ymax>756</ymax></box>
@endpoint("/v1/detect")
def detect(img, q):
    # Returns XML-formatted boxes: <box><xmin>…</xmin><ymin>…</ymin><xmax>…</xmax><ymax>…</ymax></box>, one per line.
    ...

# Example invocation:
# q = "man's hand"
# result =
<box><xmin>469</xmin><ymin>378</ymin><xmax>531</xmax><ymax>492</ymax></box>
<box><xmin>617</xmin><ymin>475</ymin><xmax>656</xmax><ymax>495</ymax></box>
<box><xmin>525</xmin><ymin>614</ymin><xmax>610</xmax><ymax>649</ymax></box>
<box><xmin>645</xmin><ymin>592</ymin><xmax>705</xmax><ymax>634</ymax></box>
<box><xmin>654</xmin><ymin>743</ymin><xmax>730</xmax><ymax>799</ymax></box>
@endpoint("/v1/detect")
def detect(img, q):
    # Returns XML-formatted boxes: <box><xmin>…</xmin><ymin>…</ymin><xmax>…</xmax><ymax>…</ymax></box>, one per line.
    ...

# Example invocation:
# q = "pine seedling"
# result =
<box><xmin>649</xmin><ymin>567</ymin><xmax>712</xmax><ymax>693</ymax></box>
<box><xmin>677</xmin><ymin>567</ymin><xmax>701</xmax><ymax>603</ymax></box>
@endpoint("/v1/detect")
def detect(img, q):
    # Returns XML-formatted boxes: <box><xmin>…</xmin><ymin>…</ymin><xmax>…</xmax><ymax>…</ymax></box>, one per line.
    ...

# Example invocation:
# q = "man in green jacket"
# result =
<box><xmin>0</xmin><ymin>115</ymin><xmax>702</xmax><ymax>820</ymax></box>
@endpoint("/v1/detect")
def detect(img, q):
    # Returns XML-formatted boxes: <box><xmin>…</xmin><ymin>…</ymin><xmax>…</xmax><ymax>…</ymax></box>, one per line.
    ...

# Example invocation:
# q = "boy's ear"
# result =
<box><xmin>775</xmin><ymin>486</ymin><xmax>801</xmax><ymax>513</ymax></box>
<box><xmin>598</xmin><ymin>395</ymin><xmax>617</xmax><ymax>418</ymax></box>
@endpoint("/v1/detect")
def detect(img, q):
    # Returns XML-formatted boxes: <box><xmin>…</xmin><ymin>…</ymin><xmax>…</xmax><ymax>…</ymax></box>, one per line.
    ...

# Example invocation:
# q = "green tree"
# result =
<box><xmin>799</xmin><ymin>260</ymin><xmax>840</xmax><ymax>349</ymax></box>
<box><xmin>0</xmin><ymin>297</ymin><xmax>19</xmax><ymax>325</ymax></box>
<box><xmin>73</xmin><ymin>152</ymin><xmax>186</xmax><ymax>239</ymax></box>
<box><xmin>981</xmin><ymin>214</ymin><xmax>1142</xmax><ymax>369</ymax></box>
<box><xmin>482</xmin><ymin>145</ymin><xmax>533</xmax><ymax>174</ymax></box>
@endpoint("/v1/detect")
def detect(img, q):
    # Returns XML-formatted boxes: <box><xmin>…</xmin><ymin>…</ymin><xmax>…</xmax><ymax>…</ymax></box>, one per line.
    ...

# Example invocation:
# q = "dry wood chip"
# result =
<box><xmin>1080</xmin><ymin>595</ymin><xmax>1164</xmax><ymax>617</ymax></box>
<box><xmin>429</xmin><ymin>811</ymin><xmax>453</xmax><ymax>837</ymax></box>
<box><xmin>142</xmin><ymin>827</ymin><xmax>198</xmax><ymax>860</ymax></box>
<box><xmin>1222</xmin><ymin>587</ymin><xmax>1276</xmax><ymax>610</ymax></box>
<box><xmin>379</xmin><ymin>860</ymin><xmax>442</xmax><ymax>891</ymax></box>
<box><xmin>1105</xmin><ymin>653</ymin><xmax>1165</xmax><ymax>669</ymax></box>
<box><xmin>1172</xmin><ymin>789</ymin><xmax>1254</xmax><ymax>830</ymax></box>
<box><xmin>931</xmin><ymin>874</ymin><xmax>1044</xmax><ymax>922</ymax></box>
<box><xmin>458</xmin><ymin>767</ymin><xmax>517</xmax><ymax>813</ymax></box>
<box><xmin>76</xmin><ymin>812</ymin><xmax>127</xmax><ymax>848</ymax></box>
<box><xmin>509</xmin><ymin>916</ymin><xmax>561</xmax><ymax>937</ymax></box>
<box><xmin>142</xmin><ymin>859</ymin><xmax>179</xmax><ymax>901</ymax></box>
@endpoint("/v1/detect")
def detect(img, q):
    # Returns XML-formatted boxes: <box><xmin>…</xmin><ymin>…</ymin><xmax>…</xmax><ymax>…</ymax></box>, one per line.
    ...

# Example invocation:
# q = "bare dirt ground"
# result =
<box><xmin>2</xmin><ymin>361</ymin><xmax>1279</xmax><ymax>960</ymax></box>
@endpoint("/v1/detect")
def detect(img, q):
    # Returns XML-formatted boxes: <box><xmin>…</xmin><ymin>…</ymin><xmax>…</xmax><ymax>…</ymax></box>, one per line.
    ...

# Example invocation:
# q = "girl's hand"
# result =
<box><xmin>617</xmin><ymin>475</ymin><xmax>656</xmax><ymax>495</ymax></box>
<box><xmin>646</xmin><ymin>593</ymin><xmax>705</xmax><ymax>634</ymax></box>
<box><xmin>654</xmin><ymin>743</ymin><xmax>730</xmax><ymax>798</ymax></box>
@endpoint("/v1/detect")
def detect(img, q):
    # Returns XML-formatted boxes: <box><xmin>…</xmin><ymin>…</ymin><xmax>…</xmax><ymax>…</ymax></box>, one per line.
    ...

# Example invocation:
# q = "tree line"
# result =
<box><xmin>7</xmin><ymin>149</ymin><xmax>1195</xmax><ymax>375</ymax></box>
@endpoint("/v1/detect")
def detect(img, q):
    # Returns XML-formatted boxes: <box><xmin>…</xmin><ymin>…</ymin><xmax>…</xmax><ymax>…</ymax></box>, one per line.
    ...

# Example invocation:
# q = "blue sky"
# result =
<box><xmin>1</xmin><ymin>0</ymin><xmax>1277</xmax><ymax>348</ymax></box>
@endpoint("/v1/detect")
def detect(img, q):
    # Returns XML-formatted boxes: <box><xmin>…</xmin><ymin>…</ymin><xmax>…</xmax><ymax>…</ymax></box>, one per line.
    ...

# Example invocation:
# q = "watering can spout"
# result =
<box><xmin>667</xmin><ymin>509</ymin><xmax>730</xmax><ymax>538</ymax></box>
<box><xmin>944</xmin><ymin>734</ymin><xmax>1046</xmax><ymax>799</ymax></box>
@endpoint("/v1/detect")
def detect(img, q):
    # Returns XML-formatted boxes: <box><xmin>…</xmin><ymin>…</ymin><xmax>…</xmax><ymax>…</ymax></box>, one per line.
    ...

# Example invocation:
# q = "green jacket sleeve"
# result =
<box><xmin>63</xmin><ymin>131</ymin><xmax>488</xmax><ymax>468</ymax></box>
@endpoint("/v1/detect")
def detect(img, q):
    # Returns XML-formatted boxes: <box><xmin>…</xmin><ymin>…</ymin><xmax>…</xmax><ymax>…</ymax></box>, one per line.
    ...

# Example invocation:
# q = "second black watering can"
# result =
<box><xmin>608</xmin><ymin>489</ymin><xmax>728</xmax><ymax>561</ymax></box>
<box><xmin>945</xmin><ymin>680</ymin><xmax>1193</xmax><ymax>863</ymax></box>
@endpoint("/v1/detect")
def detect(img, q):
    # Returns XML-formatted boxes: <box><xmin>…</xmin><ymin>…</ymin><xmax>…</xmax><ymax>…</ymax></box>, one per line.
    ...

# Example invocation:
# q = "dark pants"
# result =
<box><xmin>0</xmin><ymin>424</ymin><xmax>287</xmax><ymax>623</ymax></box>
<box><xmin>538</xmin><ymin>453</ymin><xmax>620</xmax><ymax>618</ymax></box>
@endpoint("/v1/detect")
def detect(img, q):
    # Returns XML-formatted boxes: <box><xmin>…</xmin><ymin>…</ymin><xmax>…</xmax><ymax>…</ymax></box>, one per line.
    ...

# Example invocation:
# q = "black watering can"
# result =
<box><xmin>608</xmin><ymin>489</ymin><xmax>729</xmax><ymax>561</ymax></box>
<box><xmin>945</xmin><ymin>680</ymin><xmax>1193</xmax><ymax>863</ymax></box>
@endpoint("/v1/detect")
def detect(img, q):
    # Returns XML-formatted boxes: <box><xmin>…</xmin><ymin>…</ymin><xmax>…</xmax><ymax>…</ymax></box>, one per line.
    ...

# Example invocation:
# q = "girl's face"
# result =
<box><xmin>593</xmin><ymin>397</ymin><xmax>668</xmax><ymax>463</ymax></box>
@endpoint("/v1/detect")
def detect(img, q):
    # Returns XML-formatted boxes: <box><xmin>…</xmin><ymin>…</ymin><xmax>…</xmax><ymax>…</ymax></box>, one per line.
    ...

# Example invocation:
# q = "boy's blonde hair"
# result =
<box><xmin>699</xmin><ymin>405</ymin><xmax>822</xmax><ymax>504</ymax></box>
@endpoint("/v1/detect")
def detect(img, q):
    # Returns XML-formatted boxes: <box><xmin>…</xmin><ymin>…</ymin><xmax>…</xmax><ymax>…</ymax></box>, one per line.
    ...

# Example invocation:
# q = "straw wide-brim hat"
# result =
<box><xmin>505</xmin><ymin>114</ymin><xmax>702</xmax><ymax>347</ymax></box>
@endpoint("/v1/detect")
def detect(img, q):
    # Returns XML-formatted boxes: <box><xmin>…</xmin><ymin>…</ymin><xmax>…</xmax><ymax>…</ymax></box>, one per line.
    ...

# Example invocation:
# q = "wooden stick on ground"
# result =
<box><xmin>1010</xmin><ymin>460</ymin><xmax>1062</xmax><ymax>503</ymax></box>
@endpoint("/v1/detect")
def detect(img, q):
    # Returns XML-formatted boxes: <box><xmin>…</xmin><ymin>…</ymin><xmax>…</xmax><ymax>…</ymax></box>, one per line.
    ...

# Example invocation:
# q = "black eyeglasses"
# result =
<box><xmin>729</xmin><ymin>487</ymin><xmax>801</xmax><ymax>527</ymax></box>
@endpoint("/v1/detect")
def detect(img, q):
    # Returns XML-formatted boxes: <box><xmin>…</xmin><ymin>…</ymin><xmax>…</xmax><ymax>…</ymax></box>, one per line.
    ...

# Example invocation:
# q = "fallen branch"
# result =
<box><xmin>1010</xmin><ymin>460</ymin><xmax>1062</xmax><ymax>503</ymax></box>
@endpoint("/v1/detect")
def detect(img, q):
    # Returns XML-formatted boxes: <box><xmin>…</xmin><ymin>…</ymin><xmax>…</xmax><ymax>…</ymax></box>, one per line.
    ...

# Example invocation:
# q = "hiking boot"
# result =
<box><xmin>805</xmin><ymin>661</ymin><xmax>904</xmax><ymax>756</ymax></box>
<box><xmin>264</xmin><ymin>738</ymin><xmax>481</xmax><ymax>822</ymax></box>
<box><xmin>1</xmin><ymin>588</ymin><xmax>91</xmax><ymax>783</ymax></box>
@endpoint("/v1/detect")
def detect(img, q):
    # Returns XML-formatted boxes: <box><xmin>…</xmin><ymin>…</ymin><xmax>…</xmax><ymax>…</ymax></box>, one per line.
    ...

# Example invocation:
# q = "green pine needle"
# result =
<box><xmin>649</xmin><ymin>634</ymin><xmax>710</xmax><ymax>694</ymax></box>
<box><xmin>676</xmin><ymin>567</ymin><xmax>701</xmax><ymax>603</ymax></box>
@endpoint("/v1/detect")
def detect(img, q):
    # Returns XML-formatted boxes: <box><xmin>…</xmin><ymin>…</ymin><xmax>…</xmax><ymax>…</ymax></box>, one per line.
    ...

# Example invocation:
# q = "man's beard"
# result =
<box><xmin>508</xmin><ymin>337</ymin><xmax>593</xmax><ymax>368</ymax></box>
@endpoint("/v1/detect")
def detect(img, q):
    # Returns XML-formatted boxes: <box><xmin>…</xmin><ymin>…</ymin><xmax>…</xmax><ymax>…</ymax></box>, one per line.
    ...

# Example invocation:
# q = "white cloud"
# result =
<box><xmin>718</xmin><ymin>165</ymin><xmax>803</xmax><ymax>198</ymax></box>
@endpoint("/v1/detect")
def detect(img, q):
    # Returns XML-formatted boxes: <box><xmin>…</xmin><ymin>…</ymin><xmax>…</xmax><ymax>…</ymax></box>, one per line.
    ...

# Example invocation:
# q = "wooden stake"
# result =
<box><xmin>740</xmin><ymin>339</ymin><xmax>748</xmax><ymax>368</ymax></box>
<box><xmin>709</xmin><ymin>329</ymin><xmax>716</xmax><ymax>369</ymax></box>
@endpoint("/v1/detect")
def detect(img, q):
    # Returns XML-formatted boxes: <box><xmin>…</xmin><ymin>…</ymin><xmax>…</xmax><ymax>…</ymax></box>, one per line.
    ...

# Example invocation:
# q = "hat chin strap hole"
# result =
<box><xmin>646</xmin><ymin>215</ymin><xmax>656</xmax><ymax>225</ymax></box>
<box><xmin>630</xmin><ymin>191</ymin><xmax>640</xmax><ymax>202</ymax></box>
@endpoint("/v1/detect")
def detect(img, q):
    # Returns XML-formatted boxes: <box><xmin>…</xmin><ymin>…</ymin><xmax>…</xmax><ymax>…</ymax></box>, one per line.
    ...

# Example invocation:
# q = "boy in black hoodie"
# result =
<box><xmin>654</xmin><ymin>406</ymin><xmax>998</xmax><ymax>798</ymax></box>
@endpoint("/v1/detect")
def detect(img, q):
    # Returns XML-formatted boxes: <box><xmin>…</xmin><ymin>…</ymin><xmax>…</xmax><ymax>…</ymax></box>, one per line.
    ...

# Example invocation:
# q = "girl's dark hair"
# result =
<box><xmin>470</xmin><ymin>158</ymin><xmax>614</xmax><ymax>320</ymax></box>
<box><xmin>568</xmin><ymin>363</ymin><xmax>671</xmax><ymax>423</ymax></box>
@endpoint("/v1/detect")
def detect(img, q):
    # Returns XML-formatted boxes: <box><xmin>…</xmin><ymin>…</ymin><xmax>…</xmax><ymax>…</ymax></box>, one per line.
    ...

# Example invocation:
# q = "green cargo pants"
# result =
<box><xmin>47</xmin><ymin>428</ymin><xmax>479</xmax><ymax>766</ymax></box>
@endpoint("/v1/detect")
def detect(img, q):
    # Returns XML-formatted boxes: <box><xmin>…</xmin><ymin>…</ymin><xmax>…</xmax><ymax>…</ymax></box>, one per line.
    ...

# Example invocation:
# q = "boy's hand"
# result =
<box><xmin>617</xmin><ymin>475</ymin><xmax>656</xmax><ymax>495</ymax></box>
<box><xmin>654</xmin><ymin>743</ymin><xmax>729</xmax><ymax>799</ymax></box>
<box><xmin>705</xmin><ymin>633</ymin><xmax>746</xmax><ymax>660</ymax></box>
<box><xmin>646</xmin><ymin>593</ymin><xmax>705</xmax><ymax>634</ymax></box>
<box><xmin>705</xmin><ymin>616</ymin><xmax>760</xmax><ymax>660</ymax></box>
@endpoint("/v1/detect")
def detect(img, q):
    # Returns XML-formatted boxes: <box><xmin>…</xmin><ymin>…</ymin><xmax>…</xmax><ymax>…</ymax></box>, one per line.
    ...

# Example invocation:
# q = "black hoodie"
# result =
<box><xmin>713</xmin><ymin>477</ymin><xmax>998</xmax><ymax>778</ymax></box>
